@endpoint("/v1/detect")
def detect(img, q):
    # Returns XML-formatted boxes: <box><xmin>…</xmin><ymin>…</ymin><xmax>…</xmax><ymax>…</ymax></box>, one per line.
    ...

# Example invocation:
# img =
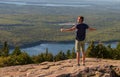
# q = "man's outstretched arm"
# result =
<box><xmin>60</xmin><ymin>26</ymin><xmax>76</xmax><ymax>32</ymax></box>
<box><xmin>88</xmin><ymin>27</ymin><xmax>97</xmax><ymax>31</ymax></box>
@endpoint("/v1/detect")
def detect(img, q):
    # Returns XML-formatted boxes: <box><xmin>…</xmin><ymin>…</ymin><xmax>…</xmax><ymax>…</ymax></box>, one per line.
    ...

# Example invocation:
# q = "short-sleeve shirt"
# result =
<box><xmin>75</xmin><ymin>23</ymin><xmax>89</xmax><ymax>41</ymax></box>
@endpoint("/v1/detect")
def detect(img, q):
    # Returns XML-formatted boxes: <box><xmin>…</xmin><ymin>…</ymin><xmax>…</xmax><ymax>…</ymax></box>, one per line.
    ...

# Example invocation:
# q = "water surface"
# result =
<box><xmin>19</xmin><ymin>42</ymin><xmax>118</xmax><ymax>56</ymax></box>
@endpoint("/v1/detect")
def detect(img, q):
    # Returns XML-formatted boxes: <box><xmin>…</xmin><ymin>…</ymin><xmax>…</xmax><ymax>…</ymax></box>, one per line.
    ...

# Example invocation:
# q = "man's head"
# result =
<box><xmin>77</xmin><ymin>16</ymin><xmax>84</xmax><ymax>23</ymax></box>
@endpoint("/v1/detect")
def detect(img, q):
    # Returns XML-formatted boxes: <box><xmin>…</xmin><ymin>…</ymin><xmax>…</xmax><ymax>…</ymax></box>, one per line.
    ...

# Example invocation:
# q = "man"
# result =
<box><xmin>60</xmin><ymin>16</ymin><xmax>96</xmax><ymax>66</ymax></box>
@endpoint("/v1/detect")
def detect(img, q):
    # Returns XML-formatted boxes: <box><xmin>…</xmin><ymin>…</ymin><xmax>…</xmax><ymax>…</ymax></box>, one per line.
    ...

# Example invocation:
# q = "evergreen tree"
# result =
<box><xmin>2</xmin><ymin>41</ymin><xmax>9</xmax><ymax>57</ymax></box>
<box><xmin>32</xmin><ymin>53</ymin><xmax>45</xmax><ymax>63</ymax></box>
<box><xmin>54</xmin><ymin>51</ymin><xmax>66</xmax><ymax>61</ymax></box>
<box><xmin>71</xmin><ymin>47</ymin><xmax>76</xmax><ymax>58</ymax></box>
<box><xmin>16</xmin><ymin>52</ymin><xmax>33</xmax><ymax>65</ymax></box>
<box><xmin>12</xmin><ymin>46</ymin><xmax>21</xmax><ymax>56</ymax></box>
<box><xmin>94</xmin><ymin>43</ymin><xmax>108</xmax><ymax>58</ymax></box>
<box><xmin>44</xmin><ymin>48</ymin><xmax>53</xmax><ymax>61</ymax></box>
<box><xmin>0</xmin><ymin>49</ymin><xmax>2</xmax><ymax>56</ymax></box>
<box><xmin>116</xmin><ymin>42</ymin><xmax>120</xmax><ymax>50</ymax></box>
<box><xmin>32</xmin><ymin>49</ymin><xmax>54</xmax><ymax>63</ymax></box>
<box><xmin>45</xmin><ymin>53</ymin><xmax>53</xmax><ymax>61</ymax></box>
<box><xmin>86</xmin><ymin>41</ymin><xmax>95</xmax><ymax>57</ymax></box>
<box><xmin>109</xmin><ymin>42</ymin><xmax>120</xmax><ymax>60</ymax></box>
<box><xmin>110</xmin><ymin>49</ymin><xmax>120</xmax><ymax>60</ymax></box>
<box><xmin>45</xmin><ymin>48</ymin><xmax>48</xmax><ymax>56</ymax></box>
<box><xmin>115</xmin><ymin>42</ymin><xmax>120</xmax><ymax>59</ymax></box>
<box><xmin>107</xmin><ymin>44</ymin><xmax>111</xmax><ymax>48</ymax></box>
<box><xmin>66</xmin><ymin>50</ymin><xmax>71</xmax><ymax>59</ymax></box>
<box><xmin>106</xmin><ymin>44</ymin><xmax>113</xmax><ymax>58</ymax></box>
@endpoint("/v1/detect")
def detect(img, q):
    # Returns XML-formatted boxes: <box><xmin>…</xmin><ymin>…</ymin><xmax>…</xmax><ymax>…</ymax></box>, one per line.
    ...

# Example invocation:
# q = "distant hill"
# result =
<box><xmin>0</xmin><ymin>1</ymin><xmax>119</xmax><ymax>47</ymax></box>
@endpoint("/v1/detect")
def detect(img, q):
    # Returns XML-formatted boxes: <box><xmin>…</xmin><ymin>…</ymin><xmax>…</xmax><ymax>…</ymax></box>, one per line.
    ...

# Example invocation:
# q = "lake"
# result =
<box><xmin>11</xmin><ymin>42</ymin><xmax>118</xmax><ymax>56</ymax></box>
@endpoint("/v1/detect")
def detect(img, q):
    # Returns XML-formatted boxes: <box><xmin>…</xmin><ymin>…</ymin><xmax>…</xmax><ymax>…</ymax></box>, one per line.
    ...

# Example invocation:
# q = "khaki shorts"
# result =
<box><xmin>75</xmin><ymin>40</ymin><xmax>85</xmax><ymax>52</ymax></box>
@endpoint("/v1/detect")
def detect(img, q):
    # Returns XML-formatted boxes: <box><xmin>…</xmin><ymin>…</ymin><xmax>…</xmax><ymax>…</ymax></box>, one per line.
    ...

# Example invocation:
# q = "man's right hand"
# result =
<box><xmin>60</xmin><ymin>28</ymin><xmax>64</xmax><ymax>32</ymax></box>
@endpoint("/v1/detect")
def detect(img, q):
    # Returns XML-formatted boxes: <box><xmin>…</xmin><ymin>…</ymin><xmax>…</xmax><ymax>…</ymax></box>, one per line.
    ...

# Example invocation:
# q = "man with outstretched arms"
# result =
<box><xmin>61</xmin><ymin>16</ymin><xmax>96</xmax><ymax>66</ymax></box>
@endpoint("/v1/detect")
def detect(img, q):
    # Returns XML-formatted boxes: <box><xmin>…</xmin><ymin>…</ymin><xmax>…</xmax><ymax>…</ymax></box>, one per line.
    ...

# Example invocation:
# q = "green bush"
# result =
<box><xmin>16</xmin><ymin>52</ymin><xmax>33</xmax><ymax>65</ymax></box>
<box><xmin>32</xmin><ymin>53</ymin><xmax>45</xmax><ymax>63</ymax></box>
<box><xmin>0</xmin><ymin>57</ymin><xmax>10</xmax><ymax>67</ymax></box>
<box><xmin>0</xmin><ymin>52</ymin><xmax>32</xmax><ymax>67</ymax></box>
<box><xmin>116</xmin><ymin>42</ymin><xmax>120</xmax><ymax>50</ymax></box>
<box><xmin>71</xmin><ymin>48</ymin><xmax>76</xmax><ymax>59</ymax></box>
<box><xmin>86</xmin><ymin>43</ymin><xmax>109</xmax><ymax>59</ymax></box>
<box><xmin>54</xmin><ymin>51</ymin><xmax>67</xmax><ymax>61</ymax></box>
<box><xmin>86</xmin><ymin>41</ymin><xmax>120</xmax><ymax>60</ymax></box>
<box><xmin>110</xmin><ymin>49</ymin><xmax>120</xmax><ymax>60</ymax></box>
<box><xmin>11</xmin><ymin>46</ymin><xmax>22</xmax><ymax>56</ymax></box>
<box><xmin>66</xmin><ymin>50</ymin><xmax>71</xmax><ymax>59</ymax></box>
<box><xmin>32</xmin><ymin>50</ymin><xmax>53</xmax><ymax>63</ymax></box>
<box><xmin>0</xmin><ymin>56</ymin><xmax>17</xmax><ymax>67</ymax></box>
<box><xmin>86</xmin><ymin>41</ymin><xmax>96</xmax><ymax>57</ymax></box>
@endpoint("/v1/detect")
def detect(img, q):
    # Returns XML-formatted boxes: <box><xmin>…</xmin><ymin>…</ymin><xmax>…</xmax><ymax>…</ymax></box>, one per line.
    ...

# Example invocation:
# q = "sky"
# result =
<box><xmin>1</xmin><ymin>0</ymin><xmax>120</xmax><ymax>2</ymax></box>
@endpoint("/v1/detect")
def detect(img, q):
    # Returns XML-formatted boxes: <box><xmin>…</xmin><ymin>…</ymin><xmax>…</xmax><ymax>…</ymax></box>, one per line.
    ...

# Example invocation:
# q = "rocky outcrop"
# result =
<box><xmin>0</xmin><ymin>58</ymin><xmax>120</xmax><ymax>77</ymax></box>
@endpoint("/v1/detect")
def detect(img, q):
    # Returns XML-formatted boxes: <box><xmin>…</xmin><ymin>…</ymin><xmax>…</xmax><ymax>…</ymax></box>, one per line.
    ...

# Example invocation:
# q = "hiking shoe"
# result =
<box><xmin>77</xmin><ymin>64</ymin><xmax>80</xmax><ymax>66</ymax></box>
<box><xmin>82</xmin><ymin>64</ymin><xmax>85</xmax><ymax>66</ymax></box>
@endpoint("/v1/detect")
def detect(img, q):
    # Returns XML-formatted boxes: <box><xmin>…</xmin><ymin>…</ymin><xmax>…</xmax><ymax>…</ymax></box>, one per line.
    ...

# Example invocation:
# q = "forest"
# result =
<box><xmin>0</xmin><ymin>41</ymin><xmax>120</xmax><ymax>67</ymax></box>
<box><xmin>0</xmin><ymin>1</ymin><xmax>120</xmax><ymax>47</ymax></box>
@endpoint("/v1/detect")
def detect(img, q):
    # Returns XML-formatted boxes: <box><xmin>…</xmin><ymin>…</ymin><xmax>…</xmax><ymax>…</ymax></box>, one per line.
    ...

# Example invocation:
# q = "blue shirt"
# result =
<box><xmin>75</xmin><ymin>23</ymin><xmax>89</xmax><ymax>41</ymax></box>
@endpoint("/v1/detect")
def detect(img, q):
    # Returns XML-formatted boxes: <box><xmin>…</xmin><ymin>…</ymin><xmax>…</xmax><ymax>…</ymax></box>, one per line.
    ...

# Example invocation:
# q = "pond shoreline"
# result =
<box><xmin>10</xmin><ymin>40</ymin><xmax>119</xmax><ymax>49</ymax></box>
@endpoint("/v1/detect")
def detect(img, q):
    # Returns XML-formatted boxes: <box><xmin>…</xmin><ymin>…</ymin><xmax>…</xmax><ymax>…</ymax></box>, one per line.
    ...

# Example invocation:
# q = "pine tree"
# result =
<box><xmin>110</xmin><ymin>42</ymin><xmax>120</xmax><ymax>60</ymax></box>
<box><xmin>12</xmin><ymin>46</ymin><xmax>21</xmax><ymax>56</ymax></box>
<box><xmin>33</xmin><ymin>53</ymin><xmax>45</xmax><ymax>63</ymax></box>
<box><xmin>86</xmin><ymin>41</ymin><xmax>95</xmax><ymax>57</ymax></box>
<box><xmin>66</xmin><ymin>50</ymin><xmax>71</xmax><ymax>59</ymax></box>
<box><xmin>0</xmin><ymin>49</ymin><xmax>2</xmax><ymax>56</ymax></box>
<box><xmin>2</xmin><ymin>41</ymin><xmax>9</xmax><ymax>57</ymax></box>
<box><xmin>94</xmin><ymin>43</ymin><xmax>108</xmax><ymax>58</ymax></box>
<box><xmin>116</xmin><ymin>42</ymin><xmax>120</xmax><ymax>50</ymax></box>
<box><xmin>44</xmin><ymin>48</ymin><xmax>53</xmax><ymax>61</ymax></box>
<box><xmin>55</xmin><ymin>51</ymin><xmax>66</xmax><ymax>61</ymax></box>
<box><xmin>106</xmin><ymin>44</ymin><xmax>113</xmax><ymax>58</ymax></box>
<box><xmin>71</xmin><ymin>47</ymin><xmax>76</xmax><ymax>58</ymax></box>
<box><xmin>45</xmin><ymin>48</ymin><xmax>48</xmax><ymax>56</ymax></box>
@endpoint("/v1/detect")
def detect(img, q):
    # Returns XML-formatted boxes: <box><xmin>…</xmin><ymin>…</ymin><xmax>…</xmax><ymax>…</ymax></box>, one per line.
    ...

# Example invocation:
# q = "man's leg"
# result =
<box><xmin>80</xmin><ymin>41</ymin><xmax>85</xmax><ymax>65</ymax></box>
<box><xmin>76</xmin><ymin>51</ymin><xmax>80</xmax><ymax>65</ymax></box>
<box><xmin>82</xmin><ymin>51</ymin><xmax>85</xmax><ymax>65</ymax></box>
<box><xmin>75</xmin><ymin>40</ymin><xmax>80</xmax><ymax>65</ymax></box>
